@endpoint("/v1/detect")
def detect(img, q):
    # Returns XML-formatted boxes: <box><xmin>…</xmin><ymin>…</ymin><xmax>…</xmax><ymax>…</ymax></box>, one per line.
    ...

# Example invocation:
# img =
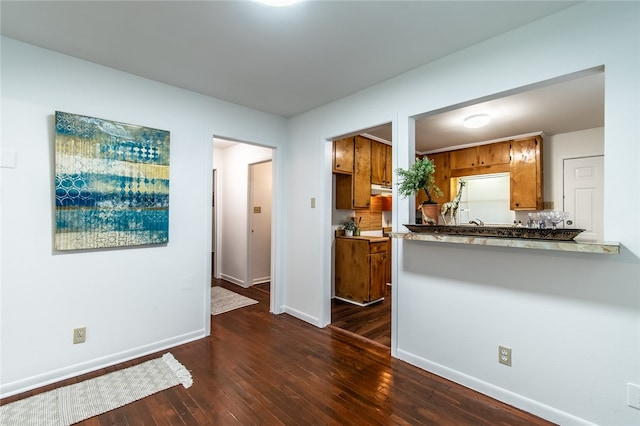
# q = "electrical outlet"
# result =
<box><xmin>499</xmin><ymin>345</ymin><xmax>512</xmax><ymax>366</ymax></box>
<box><xmin>628</xmin><ymin>383</ymin><xmax>640</xmax><ymax>410</ymax></box>
<box><xmin>73</xmin><ymin>327</ymin><xmax>86</xmax><ymax>344</ymax></box>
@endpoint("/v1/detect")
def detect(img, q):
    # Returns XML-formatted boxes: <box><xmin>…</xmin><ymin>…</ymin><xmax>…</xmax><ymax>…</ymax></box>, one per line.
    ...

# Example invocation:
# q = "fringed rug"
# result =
<box><xmin>0</xmin><ymin>353</ymin><xmax>192</xmax><ymax>426</ymax></box>
<box><xmin>211</xmin><ymin>286</ymin><xmax>258</xmax><ymax>316</ymax></box>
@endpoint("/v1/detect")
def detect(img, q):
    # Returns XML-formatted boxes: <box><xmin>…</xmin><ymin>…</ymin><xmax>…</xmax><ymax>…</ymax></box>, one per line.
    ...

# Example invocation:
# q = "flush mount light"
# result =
<box><xmin>256</xmin><ymin>0</ymin><xmax>299</xmax><ymax>6</ymax></box>
<box><xmin>463</xmin><ymin>114</ymin><xmax>491</xmax><ymax>129</ymax></box>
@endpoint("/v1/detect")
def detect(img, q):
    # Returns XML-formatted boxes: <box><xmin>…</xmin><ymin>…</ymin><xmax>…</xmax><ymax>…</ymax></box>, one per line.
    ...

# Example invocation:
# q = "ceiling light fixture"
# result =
<box><xmin>463</xmin><ymin>114</ymin><xmax>491</xmax><ymax>129</ymax></box>
<box><xmin>256</xmin><ymin>0</ymin><xmax>299</xmax><ymax>6</ymax></box>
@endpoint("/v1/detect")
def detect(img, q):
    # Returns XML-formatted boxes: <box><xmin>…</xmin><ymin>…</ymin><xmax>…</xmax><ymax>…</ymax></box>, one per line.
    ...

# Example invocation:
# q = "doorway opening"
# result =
<box><xmin>212</xmin><ymin>137</ymin><xmax>275</xmax><ymax>304</ymax></box>
<box><xmin>329</xmin><ymin>123</ymin><xmax>393</xmax><ymax>349</ymax></box>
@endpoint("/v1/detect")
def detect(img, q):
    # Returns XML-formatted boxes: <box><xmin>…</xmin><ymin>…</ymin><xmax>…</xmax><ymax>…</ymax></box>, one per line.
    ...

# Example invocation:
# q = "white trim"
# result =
<box><xmin>396</xmin><ymin>348</ymin><xmax>598</xmax><ymax>426</ymax></box>
<box><xmin>0</xmin><ymin>331</ymin><xmax>204</xmax><ymax>399</ymax></box>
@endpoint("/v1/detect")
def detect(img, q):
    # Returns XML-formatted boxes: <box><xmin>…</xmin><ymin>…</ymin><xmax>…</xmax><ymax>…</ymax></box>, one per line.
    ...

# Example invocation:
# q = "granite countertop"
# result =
<box><xmin>390</xmin><ymin>231</ymin><xmax>619</xmax><ymax>255</ymax></box>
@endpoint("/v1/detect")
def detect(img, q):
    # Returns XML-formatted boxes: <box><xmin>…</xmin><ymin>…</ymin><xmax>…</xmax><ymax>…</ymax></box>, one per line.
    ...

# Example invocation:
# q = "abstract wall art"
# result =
<box><xmin>54</xmin><ymin>111</ymin><xmax>170</xmax><ymax>250</ymax></box>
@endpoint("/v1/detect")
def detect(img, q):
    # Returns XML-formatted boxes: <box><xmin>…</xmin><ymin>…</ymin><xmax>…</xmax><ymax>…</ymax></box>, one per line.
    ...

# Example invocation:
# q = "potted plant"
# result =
<box><xmin>341</xmin><ymin>217</ymin><xmax>359</xmax><ymax>236</ymax></box>
<box><xmin>396</xmin><ymin>156</ymin><xmax>442</xmax><ymax>225</ymax></box>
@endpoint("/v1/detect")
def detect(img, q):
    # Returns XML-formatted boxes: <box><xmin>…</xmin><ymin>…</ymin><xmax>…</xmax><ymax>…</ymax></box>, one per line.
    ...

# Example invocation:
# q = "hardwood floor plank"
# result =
<box><xmin>1</xmin><ymin>279</ymin><xmax>555</xmax><ymax>425</ymax></box>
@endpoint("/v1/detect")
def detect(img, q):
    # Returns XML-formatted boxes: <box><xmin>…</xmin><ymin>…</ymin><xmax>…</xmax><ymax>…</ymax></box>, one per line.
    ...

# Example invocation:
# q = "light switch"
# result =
<box><xmin>253</xmin><ymin>206</ymin><xmax>261</xmax><ymax>213</ymax></box>
<box><xmin>311</xmin><ymin>197</ymin><xmax>316</xmax><ymax>208</ymax></box>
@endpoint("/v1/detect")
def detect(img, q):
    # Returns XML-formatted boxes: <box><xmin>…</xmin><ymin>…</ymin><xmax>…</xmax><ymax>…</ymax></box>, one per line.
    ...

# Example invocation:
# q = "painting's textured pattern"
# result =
<box><xmin>55</xmin><ymin>111</ymin><xmax>170</xmax><ymax>250</ymax></box>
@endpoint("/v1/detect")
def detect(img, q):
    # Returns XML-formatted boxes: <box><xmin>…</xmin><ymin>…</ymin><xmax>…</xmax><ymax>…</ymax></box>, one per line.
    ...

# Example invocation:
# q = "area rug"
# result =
<box><xmin>0</xmin><ymin>353</ymin><xmax>192</xmax><ymax>426</ymax></box>
<box><xmin>211</xmin><ymin>286</ymin><xmax>258</xmax><ymax>316</ymax></box>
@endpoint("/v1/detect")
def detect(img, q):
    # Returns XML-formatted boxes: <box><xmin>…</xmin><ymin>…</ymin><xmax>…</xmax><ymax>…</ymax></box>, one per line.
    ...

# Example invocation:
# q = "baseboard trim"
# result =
<box><xmin>220</xmin><ymin>273</ymin><xmax>246</xmax><ymax>287</ymax></box>
<box><xmin>0</xmin><ymin>330</ymin><xmax>205</xmax><ymax>399</ymax></box>
<box><xmin>396</xmin><ymin>348</ymin><xmax>594</xmax><ymax>426</ymax></box>
<box><xmin>282</xmin><ymin>306</ymin><xmax>322</xmax><ymax>328</ymax></box>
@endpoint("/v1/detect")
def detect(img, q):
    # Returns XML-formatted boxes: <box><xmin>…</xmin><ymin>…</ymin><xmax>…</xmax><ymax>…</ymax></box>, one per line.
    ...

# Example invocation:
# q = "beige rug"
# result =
<box><xmin>211</xmin><ymin>286</ymin><xmax>258</xmax><ymax>315</ymax></box>
<box><xmin>0</xmin><ymin>353</ymin><xmax>192</xmax><ymax>426</ymax></box>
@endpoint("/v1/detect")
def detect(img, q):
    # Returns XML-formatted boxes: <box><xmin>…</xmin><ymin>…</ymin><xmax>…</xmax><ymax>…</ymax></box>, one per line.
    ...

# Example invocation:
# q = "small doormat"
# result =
<box><xmin>211</xmin><ymin>286</ymin><xmax>258</xmax><ymax>315</ymax></box>
<box><xmin>0</xmin><ymin>353</ymin><xmax>192</xmax><ymax>426</ymax></box>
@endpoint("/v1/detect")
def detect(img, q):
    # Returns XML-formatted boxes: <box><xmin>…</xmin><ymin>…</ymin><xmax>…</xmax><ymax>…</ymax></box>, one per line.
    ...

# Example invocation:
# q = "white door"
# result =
<box><xmin>563</xmin><ymin>156</ymin><xmax>604</xmax><ymax>241</ymax></box>
<box><xmin>249</xmin><ymin>161</ymin><xmax>272</xmax><ymax>285</ymax></box>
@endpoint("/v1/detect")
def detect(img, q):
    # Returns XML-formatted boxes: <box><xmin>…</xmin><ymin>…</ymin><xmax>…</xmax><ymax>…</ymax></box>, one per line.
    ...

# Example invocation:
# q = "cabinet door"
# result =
<box><xmin>450</xmin><ymin>147</ymin><xmax>478</xmax><ymax>169</ymax></box>
<box><xmin>510</xmin><ymin>137</ymin><xmax>542</xmax><ymax>210</ymax></box>
<box><xmin>369</xmin><ymin>251</ymin><xmax>386</xmax><ymax>302</ymax></box>
<box><xmin>429</xmin><ymin>152</ymin><xmax>450</xmax><ymax>205</ymax></box>
<box><xmin>333</xmin><ymin>137</ymin><xmax>354</xmax><ymax>174</ymax></box>
<box><xmin>353</xmin><ymin>136</ymin><xmax>372</xmax><ymax>209</ymax></box>
<box><xmin>335</xmin><ymin>239</ymin><xmax>369</xmax><ymax>304</ymax></box>
<box><xmin>478</xmin><ymin>141</ymin><xmax>510</xmax><ymax>166</ymax></box>
<box><xmin>385</xmin><ymin>144</ymin><xmax>393</xmax><ymax>186</ymax></box>
<box><xmin>371</xmin><ymin>141</ymin><xmax>386</xmax><ymax>185</ymax></box>
<box><xmin>371</xmin><ymin>141</ymin><xmax>393</xmax><ymax>186</ymax></box>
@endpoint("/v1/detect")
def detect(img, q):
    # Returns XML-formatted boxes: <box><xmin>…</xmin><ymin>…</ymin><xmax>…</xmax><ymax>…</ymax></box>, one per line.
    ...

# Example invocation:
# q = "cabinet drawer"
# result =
<box><xmin>370</xmin><ymin>242</ymin><xmax>387</xmax><ymax>254</ymax></box>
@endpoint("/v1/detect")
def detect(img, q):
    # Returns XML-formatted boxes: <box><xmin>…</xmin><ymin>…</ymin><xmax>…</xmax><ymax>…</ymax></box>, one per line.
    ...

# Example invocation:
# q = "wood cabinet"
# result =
<box><xmin>333</xmin><ymin>137</ymin><xmax>354</xmax><ymax>174</ymax></box>
<box><xmin>420</xmin><ymin>136</ymin><xmax>542</xmax><ymax>212</ymax></box>
<box><xmin>371</xmin><ymin>141</ymin><xmax>392</xmax><ymax>186</ymax></box>
<box><xmin>450</xmin><ymin>141</ymin><xmax>511</xmax><ymax>173</ymax></box>
<box><xmin>335</xmin><ymin>236</ymin><xmax>388</xmax><ymax>305</ymax></box>
<box><xmin>335</xmin><ymin>136</ymin><xmax>371</xmax><ymax>209</ymax></box>
<box><xmin>415</xmin><ymin>152</ymin><xmax>450</xmax><ymax>207</ymax></box>
<box><xmin>510</xmin><ymin>136</ymin><xmax>543</xmax><ymax>210</ymax></box>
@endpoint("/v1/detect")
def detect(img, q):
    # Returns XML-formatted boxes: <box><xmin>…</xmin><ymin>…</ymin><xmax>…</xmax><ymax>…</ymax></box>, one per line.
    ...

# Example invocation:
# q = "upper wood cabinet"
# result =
<box><xmin>450</xmin><ymin>141</ymin><xmax>511</xmax><ymax>170</ymax></box>
<box><xmin>335</xmin><ymin>136</ymin><xmax>371</xmax><ymax>209</ymax></box>
<box><xmin>421</xmin><ymin>136</ymin><xmax>542</xmax><ymax>211</ymax></box>
<box><xmin>371</xmin><ymin>141</ymin><xmax>393</xmax><ymax>186</ymax></box>
<box><xmin>478</xmin><ymin>141</ymin><xmax>511</xmax><ymax>166</ymax></box>
<box><xmin>333</xmin><ymin>137</ymin><xmax>354</xmax><ymax>174</ymax></box>
<box><xmin>510</xmin><ymin>136</ymin><xmax>543</xmax><ymax>210</ymax></box>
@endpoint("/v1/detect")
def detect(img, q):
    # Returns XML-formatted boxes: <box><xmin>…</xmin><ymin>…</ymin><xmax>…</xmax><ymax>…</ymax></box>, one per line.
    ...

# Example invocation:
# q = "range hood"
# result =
<box><xmin>371</xmin><ymin>184</ymin><xmax>392</xmax><ymax>196</ymax></box>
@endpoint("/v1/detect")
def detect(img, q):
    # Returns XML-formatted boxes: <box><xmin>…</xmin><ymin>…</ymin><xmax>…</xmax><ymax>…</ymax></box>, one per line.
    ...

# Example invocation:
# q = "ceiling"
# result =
<box><xmin>365</xmin><ymin>69</ymin><xmax>604</xmax><ymax>152</ymax></box>
<box><xmin>2</xmin><ymin>1</ymin><xmax>599</xmax><ymax>152</ymax></box>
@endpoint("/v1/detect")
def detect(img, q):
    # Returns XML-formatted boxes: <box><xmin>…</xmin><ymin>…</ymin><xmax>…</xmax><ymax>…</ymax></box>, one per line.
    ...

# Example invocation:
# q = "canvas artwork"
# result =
<box><xmin>54</xmin><ymin>111</ymin><xmax>170</xmax><ymax>250</ymax></box>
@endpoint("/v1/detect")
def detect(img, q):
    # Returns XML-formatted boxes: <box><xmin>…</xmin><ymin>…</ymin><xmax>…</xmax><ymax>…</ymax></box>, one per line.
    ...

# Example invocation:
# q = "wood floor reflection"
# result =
<box><xmin>330</xmin><ymin>286</ymin><xmax>391</xmax><ymax>348</ymax></box>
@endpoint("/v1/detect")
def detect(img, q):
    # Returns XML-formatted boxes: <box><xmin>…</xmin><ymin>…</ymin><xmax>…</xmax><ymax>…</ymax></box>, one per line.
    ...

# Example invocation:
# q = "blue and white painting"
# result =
<box><xmin>54</xmin><ymin>111</ymin><xmax>170</xmax><ymax>250</ymax></box>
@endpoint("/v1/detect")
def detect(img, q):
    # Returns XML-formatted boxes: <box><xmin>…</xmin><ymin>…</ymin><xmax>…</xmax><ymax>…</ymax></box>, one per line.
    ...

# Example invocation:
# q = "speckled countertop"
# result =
<box><xmin>390</xmin><ymin>232</ymin><xmax>620</xmax><ymax>255</ymax></box>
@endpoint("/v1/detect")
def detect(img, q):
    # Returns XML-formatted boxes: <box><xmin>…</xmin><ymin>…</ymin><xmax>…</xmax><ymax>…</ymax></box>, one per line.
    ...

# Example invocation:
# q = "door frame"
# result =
<box><xmin>207</xmin><ymin>136</ymin><xmax>282</xmax><ymax>337</ymax></box>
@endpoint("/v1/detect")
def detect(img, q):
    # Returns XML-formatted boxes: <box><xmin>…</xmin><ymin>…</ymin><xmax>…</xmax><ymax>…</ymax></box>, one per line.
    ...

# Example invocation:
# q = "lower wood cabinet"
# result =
<box><xmin>335</xmin><ymin>236</ymin><xmax>388</xmax><ymax>305</ymax></box>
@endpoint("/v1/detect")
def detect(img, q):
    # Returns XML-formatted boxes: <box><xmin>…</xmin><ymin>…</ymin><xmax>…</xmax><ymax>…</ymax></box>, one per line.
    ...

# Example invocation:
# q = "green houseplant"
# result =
<box><xmin>340</xmin><ymin>217</ymin><xmax>360</xmax><ymax>236</ymax></box>
<box><xmin>396</xmin><ymin>156</ymin><xmax>442</xmax><ymax>224</ymax></box>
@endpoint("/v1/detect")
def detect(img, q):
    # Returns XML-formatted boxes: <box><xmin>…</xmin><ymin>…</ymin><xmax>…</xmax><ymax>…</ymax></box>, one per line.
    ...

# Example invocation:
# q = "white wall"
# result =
<box><xmin>0</xmin><ymin>37</ymin><xmax>286</xmax><ymax>397</ymax></box>
<box><xmin>216</xmin><ymin>143</ymin><xmax>272</xmax><ymax>286</ymax></box>
<box><xmin>284</xmin><ymin>3</ymin><xmax>639</xmax><ymax>425</ymax></box>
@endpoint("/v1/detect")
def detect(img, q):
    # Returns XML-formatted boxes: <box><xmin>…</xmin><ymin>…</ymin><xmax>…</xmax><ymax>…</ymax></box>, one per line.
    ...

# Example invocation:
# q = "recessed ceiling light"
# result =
<box><xmin>463</xmin><ymin>114</ymin><xmax>491</xmax><ymax>129</ymax></box>
<box><xmin>256</xmin><ymin>0</ymin><xmax>299</xmax><ymax>6</ymax></box>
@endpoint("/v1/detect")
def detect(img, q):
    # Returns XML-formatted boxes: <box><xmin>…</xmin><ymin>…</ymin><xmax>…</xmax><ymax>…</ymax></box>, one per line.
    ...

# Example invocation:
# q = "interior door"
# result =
<box><xmin>563</xmin><ymin>156</ymin><xmax>604</xmax><ymax>241</ymax></box>
<box><xmin>249</xmin><ymin>161</ymin><xmax>272</xmax><ymax>285</ymax></box>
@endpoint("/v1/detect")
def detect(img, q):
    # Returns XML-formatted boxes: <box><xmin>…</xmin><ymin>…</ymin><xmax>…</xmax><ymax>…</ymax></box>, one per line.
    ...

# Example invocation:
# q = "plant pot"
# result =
<box><xmin>354</xmin><ymin>228</ymin><xmax>361</xmax><ymax>236</ymax></box>
<box><xmin>345</xmin><ymin>230</ymin><xmax>353</xmax><ymax>237</ymax></box>
<box><xmin>421</xmin><ymin>203</ymin><xmax>439</xmax><ymax>225</ymax></box>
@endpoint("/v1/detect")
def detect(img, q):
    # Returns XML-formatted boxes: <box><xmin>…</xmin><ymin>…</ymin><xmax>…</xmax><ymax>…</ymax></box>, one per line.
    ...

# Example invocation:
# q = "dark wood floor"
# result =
<box><xmin>1</xmin><ymin>280</ymin><xmax>554</xmax><ymax>425</ymax></box>
<box><xmin>330</xmin><ymin>286</ymin><xmax>391</xmax><ymax>348</ymax></box>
